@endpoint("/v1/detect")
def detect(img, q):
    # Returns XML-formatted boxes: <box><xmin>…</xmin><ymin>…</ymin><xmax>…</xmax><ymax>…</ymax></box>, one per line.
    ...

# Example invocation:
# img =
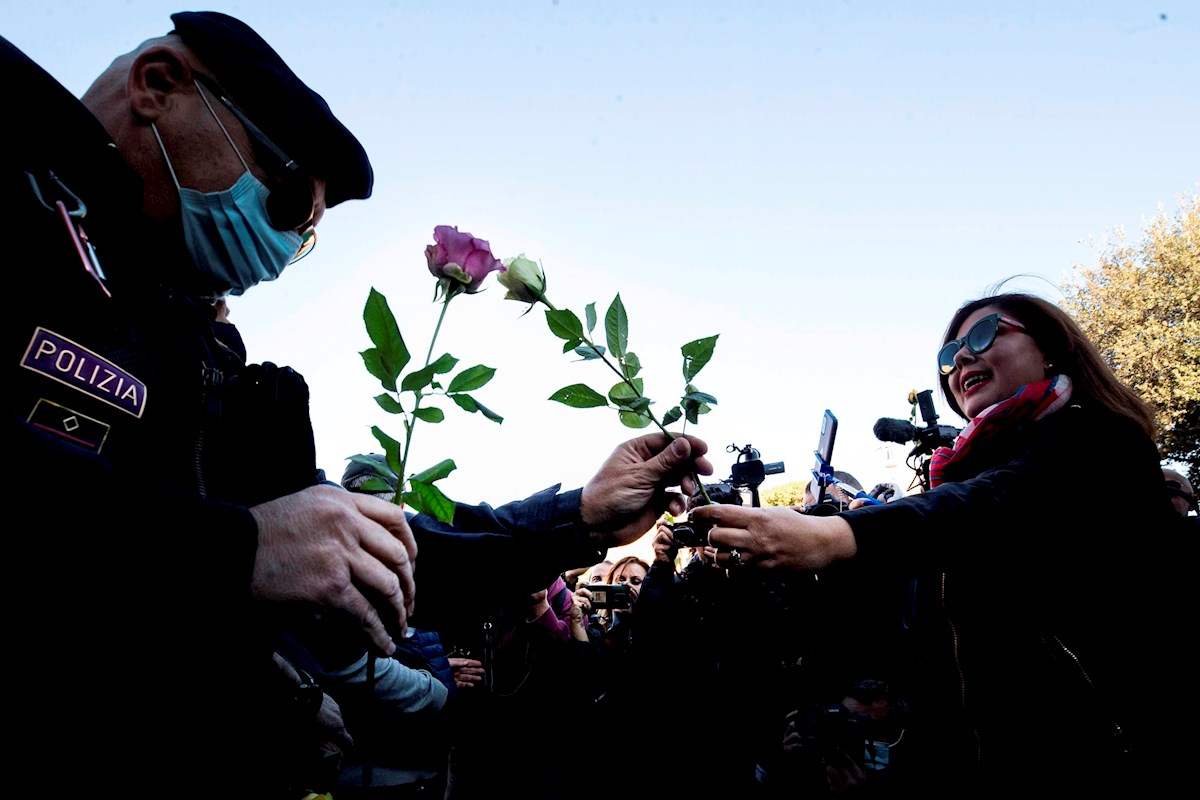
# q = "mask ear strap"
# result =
<box><xmin>195</xmin><ymin>80</ymin><xmax>253</xmax><ymax>174</ymax></box>
<box><xmin>150</xmin><ymin>123</ymin><xmax>183</xmax><ymax>191</ymax></box>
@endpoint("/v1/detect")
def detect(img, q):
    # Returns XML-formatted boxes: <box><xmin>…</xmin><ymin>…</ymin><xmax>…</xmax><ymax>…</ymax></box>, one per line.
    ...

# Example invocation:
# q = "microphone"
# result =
<box><xmin>873</xmin><ymin>417</ymin><xmax>918</xmax><ymax>445</ymax></box>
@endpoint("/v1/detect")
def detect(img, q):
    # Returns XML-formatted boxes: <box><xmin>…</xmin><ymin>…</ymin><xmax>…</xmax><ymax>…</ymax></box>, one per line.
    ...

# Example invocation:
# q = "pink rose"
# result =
<box><xmin>425</xmin><ymin>225</ymin><xmax>505</xmax><ymax>293</ymax></box>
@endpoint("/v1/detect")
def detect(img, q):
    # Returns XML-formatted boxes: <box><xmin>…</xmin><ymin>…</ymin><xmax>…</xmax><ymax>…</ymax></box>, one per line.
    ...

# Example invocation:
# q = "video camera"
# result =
<box><xmin>668</xmin><ymin>443</ymin><xmax>784</xmax><ymax>548</ymax></box>
<box><xmin>873</xmin><ymin>389</ymin><xmax>961</xmax><ymax>491</ymax></box>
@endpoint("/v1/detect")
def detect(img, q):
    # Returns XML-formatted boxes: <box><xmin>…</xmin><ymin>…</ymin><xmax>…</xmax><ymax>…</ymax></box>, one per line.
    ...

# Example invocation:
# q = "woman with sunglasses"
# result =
<box><xmin>694</xmin><ymin>293</ymin><xmax>1182</xmax><ymax>793</ymax></box>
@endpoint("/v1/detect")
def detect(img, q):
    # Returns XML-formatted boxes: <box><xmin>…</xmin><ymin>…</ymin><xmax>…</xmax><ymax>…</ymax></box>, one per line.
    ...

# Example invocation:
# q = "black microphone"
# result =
<box><xmin>873</xmin><ymin>417</ymin><xmax>918</xmax><ymax>445</ymax></box>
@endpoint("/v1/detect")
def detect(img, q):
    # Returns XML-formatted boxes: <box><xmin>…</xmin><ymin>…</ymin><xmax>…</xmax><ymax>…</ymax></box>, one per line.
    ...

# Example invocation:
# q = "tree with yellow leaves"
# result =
<box><xmin>1063</xmin><ymin>194</ymin><xmax>1199</xmax><ymax>483</ymax></box>
<box><xmin>761</xmin><ymin>480</ymin><xmax>809</xmax><ymax>507</ymax></box>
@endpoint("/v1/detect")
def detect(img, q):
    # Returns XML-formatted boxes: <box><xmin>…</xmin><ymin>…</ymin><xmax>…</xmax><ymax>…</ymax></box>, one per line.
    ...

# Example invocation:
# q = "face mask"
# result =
<box><xmin>152</xmin><ymin>85</ymin><xmax>302</xmax><ymax>296</ymax></box>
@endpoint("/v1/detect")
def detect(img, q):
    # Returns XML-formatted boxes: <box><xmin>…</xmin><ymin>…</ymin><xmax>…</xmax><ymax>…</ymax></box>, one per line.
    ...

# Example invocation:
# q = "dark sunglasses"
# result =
<box><xmin>194</xmin><ymin>73</ymin><xmax>318</xmax><ymax>262</ymax></box>
<box><xmin>938</xmin><ymin>313</ymin><xmax>1027</xmax><ymax>375</ymax></box>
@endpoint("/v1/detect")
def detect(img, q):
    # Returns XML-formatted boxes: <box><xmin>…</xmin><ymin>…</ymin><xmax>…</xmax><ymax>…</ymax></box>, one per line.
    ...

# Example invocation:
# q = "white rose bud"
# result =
<box><xmin>498</xmin><ymin>255</ymin><xmax>546</xmax><ymax>304</ymax></box>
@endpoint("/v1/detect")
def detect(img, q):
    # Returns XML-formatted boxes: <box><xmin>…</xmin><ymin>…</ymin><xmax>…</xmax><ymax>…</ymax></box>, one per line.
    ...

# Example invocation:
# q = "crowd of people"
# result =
<box><xmin>5</xmin><ymin>10</ymin><xmax>1194</xmax><ymax>800</ymax></box>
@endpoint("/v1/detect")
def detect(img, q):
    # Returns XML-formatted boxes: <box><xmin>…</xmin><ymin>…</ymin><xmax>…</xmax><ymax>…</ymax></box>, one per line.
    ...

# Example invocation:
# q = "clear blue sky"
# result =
<box><xmin>6</xmin><ymin>1</ymin><xmax>1196</xmax><ymax>504</ymax></box>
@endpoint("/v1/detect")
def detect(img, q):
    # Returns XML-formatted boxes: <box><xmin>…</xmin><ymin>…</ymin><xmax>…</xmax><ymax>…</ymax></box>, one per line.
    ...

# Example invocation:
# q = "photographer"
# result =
<box><xmin>696</xmin><ymin>293</ymin><xmax>1184</xmax><ymax>792</ymax></box>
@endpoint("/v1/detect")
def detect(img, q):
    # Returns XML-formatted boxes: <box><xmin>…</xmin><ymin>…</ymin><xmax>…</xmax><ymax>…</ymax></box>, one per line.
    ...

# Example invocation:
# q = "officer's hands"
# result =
<box><xmin>250</xmin><ymin>485</ymin><xmax>417</xmax><ymax>654</ymax></box>
<box><xmin>581</xmin><ymin>434</ymin><xmax>713</xmax><ymax>548</ymax></box>
<box><xmin>693</xmin><ymin>504</ymin><xmax>857</xmax><ymax>571</ymax></box>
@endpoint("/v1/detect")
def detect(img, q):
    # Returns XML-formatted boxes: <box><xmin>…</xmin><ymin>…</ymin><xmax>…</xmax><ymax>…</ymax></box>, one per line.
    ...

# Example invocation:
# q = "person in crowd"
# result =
<box><xmin>1163</xmin><ymin>468</ymin><xmax>1197</xmax><ymax>517</ymax></box>
<box><xmin>609</xmin><ymin>555</ymin><xmax>650</xmax><ymax>599</ymax></box>
<box><xmin>803</xmin><ymin>471</ymin><xmax>863</xmax><ymax>512</ymax></box>
<box><xmin>525</xmin><ymin>576</ymin><xmax>579</xmax><ymax>642</ymax></box>
<box><xmin>589</xmin><ymin>556</ymin><xmax>649</xmax><ymax>645</ymax></box>
<box><xmin>697</xmin><ymin>292</ymin><xmax>1183</xmax><ymax>793</ymax></box>
<box><xmin>572</xmin><ymin>559</ymin><xmax>613</xmax><ymax>614</ymax></box>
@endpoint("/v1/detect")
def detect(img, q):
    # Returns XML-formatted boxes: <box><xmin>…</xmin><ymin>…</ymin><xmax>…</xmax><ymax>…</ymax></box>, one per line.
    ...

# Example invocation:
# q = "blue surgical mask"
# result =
<box><xmin>152</xmin><ymin>86</ymin><xmax>302</xmax><ymax>296</ymax></box>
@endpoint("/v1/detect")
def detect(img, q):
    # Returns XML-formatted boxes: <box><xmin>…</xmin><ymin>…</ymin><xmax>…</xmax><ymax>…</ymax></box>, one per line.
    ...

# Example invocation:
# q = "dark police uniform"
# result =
<box><xmin>3</xmin><ymin>15</ymin><xmax>600</xmax><ymax>797</ymax></box>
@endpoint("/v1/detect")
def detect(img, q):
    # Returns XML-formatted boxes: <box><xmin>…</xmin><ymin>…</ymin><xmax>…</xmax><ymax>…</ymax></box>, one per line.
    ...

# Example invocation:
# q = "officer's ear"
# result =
<box><xmin>126</xmin><ymin>45</ymin><xmax>194</xmax><ymax>123</ymax></box>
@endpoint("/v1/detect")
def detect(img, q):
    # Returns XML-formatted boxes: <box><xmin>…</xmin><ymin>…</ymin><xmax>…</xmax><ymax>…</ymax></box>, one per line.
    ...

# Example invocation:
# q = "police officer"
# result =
<box><xmin>4</xmin><ymin>12</ymin><xmax>711</xmax><ymax>797</ymax></box>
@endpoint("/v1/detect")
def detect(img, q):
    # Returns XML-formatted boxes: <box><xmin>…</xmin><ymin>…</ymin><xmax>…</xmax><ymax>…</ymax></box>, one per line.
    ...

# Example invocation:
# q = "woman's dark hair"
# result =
<box><xmin>939</xmin><ymin>293</ymin><xmax>1155</xmax><ymax>438</ymax></box>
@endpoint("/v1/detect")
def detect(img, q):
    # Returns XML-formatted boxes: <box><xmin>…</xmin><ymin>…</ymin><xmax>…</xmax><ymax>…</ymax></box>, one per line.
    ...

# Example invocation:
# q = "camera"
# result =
<box><xmin>669</xmin><ymin>520</ymin><xmax>710</xmax><ymax>549</ymax></box>
<box><xmin>667</xmin><ymin>443</ymin><xmax>784</xmax><ymax>548</ymax></box>
<box><xmin>584</xmin><ymin>582</ymin><xmax>632</xmax><ymax>611</ymax></box>
<box><xmin>873</xmin><ymin>390</ymin><xmax>962</xmax><ymax>491</ymax></box>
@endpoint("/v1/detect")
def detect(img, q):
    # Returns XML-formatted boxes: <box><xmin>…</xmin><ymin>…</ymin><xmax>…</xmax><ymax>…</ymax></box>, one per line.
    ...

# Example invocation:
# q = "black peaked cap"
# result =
<box><xmin>171</xmin><ymin>11</ymin><xmax>372</xmax><ymax>207</ymax></box>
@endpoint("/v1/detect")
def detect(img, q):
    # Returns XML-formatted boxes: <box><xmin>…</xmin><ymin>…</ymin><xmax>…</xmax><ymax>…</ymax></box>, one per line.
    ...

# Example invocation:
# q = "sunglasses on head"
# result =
<box><xmin>938</xmin><ymin>313</ymin><xmax>1027</xmax><ymax>375</ymax></box>
<box><xmin>193</xmin><ymin>73</ymin><xmax>318</xmax><ymax>263</ymax></box>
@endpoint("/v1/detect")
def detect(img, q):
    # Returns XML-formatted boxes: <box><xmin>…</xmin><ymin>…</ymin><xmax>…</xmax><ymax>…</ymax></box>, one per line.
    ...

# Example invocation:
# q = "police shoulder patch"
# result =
<box><xmin>27</xmin><ymin>398</ymin><xmax>112</xmax><ymax>453</ymax></box>
<box><xmin>20</xmin><ymin>327</ymin><xmax>148</xmax><ymax>418</ymax></box>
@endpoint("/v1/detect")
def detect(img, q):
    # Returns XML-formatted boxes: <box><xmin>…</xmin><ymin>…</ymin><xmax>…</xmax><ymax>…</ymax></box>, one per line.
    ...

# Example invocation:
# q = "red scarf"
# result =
<box><xmin>929</xmin><ymin>375</ymin><xmax>1073</xmax><ymax>488</ymax></box>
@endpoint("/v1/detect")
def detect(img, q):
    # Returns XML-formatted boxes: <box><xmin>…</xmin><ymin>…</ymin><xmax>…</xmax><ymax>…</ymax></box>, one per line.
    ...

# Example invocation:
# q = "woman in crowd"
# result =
<box><xmin>694</xmin><ymin>293</ymin><xmax>1182</xmax><ymax>792</ymax></box>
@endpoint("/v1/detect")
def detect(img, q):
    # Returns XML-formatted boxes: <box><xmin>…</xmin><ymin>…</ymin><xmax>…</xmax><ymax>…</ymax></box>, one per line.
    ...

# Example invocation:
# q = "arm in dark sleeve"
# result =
<box><xmin>837</xmin><ymin>459</ymin><xmax>1038</xmax><ymax>571</ymax></box>
<box><xmin>838</xmin><ymin>406</ymin><xmax>1169</xmax><ymax>573</ymax></box>
<box><xmin>407</xmin><ymin>485</ymin><xmax>605</xmax><ymax>629</ymax></box>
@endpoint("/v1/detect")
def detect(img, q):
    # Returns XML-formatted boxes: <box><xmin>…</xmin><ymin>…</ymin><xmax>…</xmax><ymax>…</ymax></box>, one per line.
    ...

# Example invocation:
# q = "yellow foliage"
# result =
<box><xmin>1063</xmin><ymin>193</ymin><xmax>1200</xmax><ymax>481</ymax></box>
<box><xmin>762</xmin><ymin>480</ymin><xmax>808</xmax><ymax>507</ymax></box>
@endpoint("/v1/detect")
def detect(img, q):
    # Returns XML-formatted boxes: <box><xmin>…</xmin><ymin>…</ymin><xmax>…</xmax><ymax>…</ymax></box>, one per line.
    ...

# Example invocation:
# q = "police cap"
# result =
<box><xmin>170</xmin><ymin>11</ymin><xmax>372</xmax><ymax>207</ymax></box>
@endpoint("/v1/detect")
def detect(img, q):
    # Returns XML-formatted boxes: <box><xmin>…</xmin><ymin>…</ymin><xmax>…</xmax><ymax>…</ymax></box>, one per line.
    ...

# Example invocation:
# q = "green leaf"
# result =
<box><xmin>562</xmin><ymin>337</ymin><xmax>583</xmax><ymax>353</ymax></box>
<box><xmin>450</xmin><ymin>393</ymin><xmax>479</xmax><ymax>413</ymax></box>
<box><xmin>360</xmin><ymin>348</ymin><xmax>394</xmax><ymax>390</ymax></box>
<box><xmin>549</xmin><ymin>384</ymin><xmax>609</xmax><ymax>408</ymax></box>
<box><xmin>683</xmin><ymin>400</ymin><xmax>701</xmax><ymax>425</ymax></box>
<box><xmin>683</xmin><ymin>390</ymin><xmax>718</xmax><ymax>405</ymax></box>
<box><xmin>411</xmin><ymin>458</ymin><xmax>457</xmax><ymax>484</ymax></box>
<box><xmin>623</xmin><ymin>351</ymin><xmax>641</xmax><ymax>378</ymax></box>
<box><xmin>370</xmin><ymin>426</ymin><xmax>403</xmax><ymax>475</ymax></box>
<box><xmin>608</xmin><ymin>378</ymin><xmax>644</xmax><ymax>405</ymax></box>
<box><xmin>545</xmin><ymin>308</ymin><xmax>585</xmax><ymax>341</ymax></box>
<box><xmin>428</xmin><ymin>353</ymin><xmax>459</xmax><ymax>374</ymax></box>
<box><xmin>475</xmin><ymin>400</ymin><xmax>504</xmax><ymax>424</ymax></box>
<box><xmin>412</xmin><ymin>406</ymin><xmax>445</xmax><ymax>423</ymax></box>
<box><xmin>364</xmin><ymin>288</ymin><xmax>411</xmax><ymax>385</ymax></box>
<box><xmin>374</xmin><ymin>393</ymin><xmax>404</xmax><ymax>414</ymax></box>
<box><xmin>681</xmin><ymin>334</ymin><xmax>719</xmax><ymax>382</ymax></box>
<box><xmin>447</xmin><ymin>365</ymin><xmax>497</xmax><ymax>393</ymax></box>
<box><xmin>662</xmin><ymin>406</ymin><xmax>683</xmax><ymax>426</ymax></box>
<box><xmin>358</xmin><ymin>477</ymin><xmax>395</xmax><ymax>494</ymax></box>
<box><xmin>605</xmin><ymin>294</ymin><xmax>629</xmax><ymax>358</ymax></box>
<box><xmin>401</xmin><ymin>364</ymin><xmax>437</xmax><ymax>393</ymax></box>
<box><xmin>620</xmin><ymin>396</ymin><xmax>652</xmax><ymax>414</ymax></box>
<box><xmin>402</xmin><ymin>354</ymin><xmax>457</xmax><ymax>392</ymax></box>
<box><xmin>619</xmin><ymin>410</ymin><xmax>653</xmax><ymax>429</ymax></box>
<box><xmin>404</xmin><ymin>479</ymin><xmax>456</xmax><ymax>524</ymax></box>
<box><xmin>585</xmin><ymin>302</ymin><xmax>598</xmax><ymax>334</ymax></box>
<box><xmin>574</xmin><ymin>344</ymin><xmax>606</xmax><ymax>360</ymax></box>
<box><xmin>345</xmin><ymin>453</ymin><xmax>395</xmax><ymax>480</ymax></box>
